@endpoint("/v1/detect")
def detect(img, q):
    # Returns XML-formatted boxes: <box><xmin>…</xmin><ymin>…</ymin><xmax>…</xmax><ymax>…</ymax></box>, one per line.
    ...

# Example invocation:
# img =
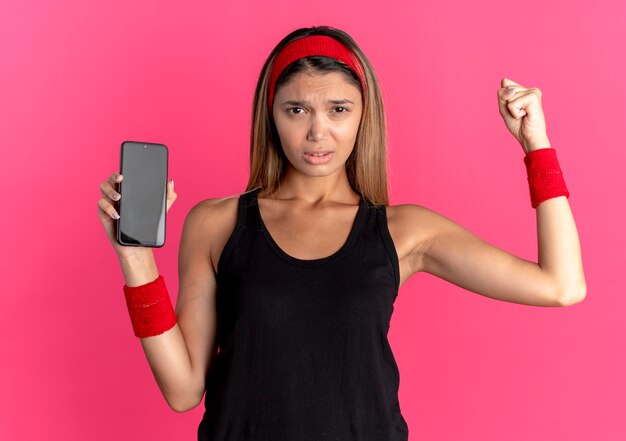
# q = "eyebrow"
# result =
<box><xmin>281</xmin><ymin>99</ymin><xmax>355</xmax><ymax>106</ymax></box>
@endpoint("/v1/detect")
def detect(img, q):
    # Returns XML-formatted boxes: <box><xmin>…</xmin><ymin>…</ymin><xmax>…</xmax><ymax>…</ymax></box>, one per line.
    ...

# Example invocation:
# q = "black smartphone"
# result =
<box><xmin>117</xmin><ymin>141</ymin><xmax>168</xmax><ymax>248</ymax></box>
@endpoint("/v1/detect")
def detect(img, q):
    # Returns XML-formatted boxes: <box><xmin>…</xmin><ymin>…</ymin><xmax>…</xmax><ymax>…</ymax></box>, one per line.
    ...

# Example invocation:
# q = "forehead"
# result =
<box><xmin>275</xmin><ymin>71</ymin><xmax>361</xmax><ymax>99</ymax></box>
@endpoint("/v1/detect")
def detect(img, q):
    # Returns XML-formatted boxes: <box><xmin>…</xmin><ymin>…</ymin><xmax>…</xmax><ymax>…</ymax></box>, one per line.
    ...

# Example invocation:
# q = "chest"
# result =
<box><xmin>256</xmin><ymin>199</ymin><xmax>414</xmax><ymax>288</ymax></box>
<box><xmin>257</xmin><ymin>198</ymin><xmax>360</xmax><ymax>261</ymax></box>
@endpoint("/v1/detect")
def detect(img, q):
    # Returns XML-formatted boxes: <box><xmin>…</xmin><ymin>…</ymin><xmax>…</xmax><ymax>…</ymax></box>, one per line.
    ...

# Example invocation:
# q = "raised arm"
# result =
<box><xmin>409</xmin><ymin>192</ymin><xmax>586</xmax><ymax>307</ymax></box>
<box><xmin>406</xmin><ymin>77</ymin><xmax>587</xmax><ymax>307</ymax></box>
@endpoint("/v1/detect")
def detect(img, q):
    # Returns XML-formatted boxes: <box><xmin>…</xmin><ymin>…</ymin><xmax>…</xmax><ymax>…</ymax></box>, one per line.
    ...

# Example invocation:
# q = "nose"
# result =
<box><xmin>306</xmin><ymin>114</ymin><xmax>327</xmax><ymax>142</ymax></box>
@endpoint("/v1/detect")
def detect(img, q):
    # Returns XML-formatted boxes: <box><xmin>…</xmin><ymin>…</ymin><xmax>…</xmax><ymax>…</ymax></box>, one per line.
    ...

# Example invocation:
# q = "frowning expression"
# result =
<box><xmin>272</xmin><ymin>70</ymin><xmax>363</xmax><ymax>177</ymax></box>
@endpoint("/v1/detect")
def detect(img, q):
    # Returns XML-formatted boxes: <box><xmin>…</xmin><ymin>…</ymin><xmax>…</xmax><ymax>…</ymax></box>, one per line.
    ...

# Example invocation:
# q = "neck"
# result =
<box><xmin>262</xmin><ymin>165</ymin><xmax>360</xmax><ymax>206</ymax></box>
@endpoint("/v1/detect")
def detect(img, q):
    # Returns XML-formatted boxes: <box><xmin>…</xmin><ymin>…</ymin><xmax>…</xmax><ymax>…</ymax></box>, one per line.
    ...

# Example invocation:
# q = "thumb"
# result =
<box><xmin>501</xmin><ymin>77</ymin><xmax>521</xmax><ymax>88</ymax></box>
<box><xmin>497</xmin><ymin>87</ymin><xmax>516</xmax><ymax>120</ymax></box>
<box><xmin>167</xmin><ymin>178</ymin><xmax>176</xmax><ymax>198</ymax></box>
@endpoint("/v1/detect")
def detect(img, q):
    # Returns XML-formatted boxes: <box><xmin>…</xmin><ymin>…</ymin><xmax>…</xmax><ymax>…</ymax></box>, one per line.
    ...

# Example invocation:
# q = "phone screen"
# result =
<box><xmin>117</xmin><ymin>141</ymin><xmax>168</xmax><ymax>247</ymax></box>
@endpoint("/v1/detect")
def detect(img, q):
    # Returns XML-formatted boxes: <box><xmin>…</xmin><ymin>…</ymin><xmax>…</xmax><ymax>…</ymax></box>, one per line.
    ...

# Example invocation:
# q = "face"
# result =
<box><xmin>272</xmin><ymin>70</ymin><xmax>363</xmax><ymax>179</ymax></box>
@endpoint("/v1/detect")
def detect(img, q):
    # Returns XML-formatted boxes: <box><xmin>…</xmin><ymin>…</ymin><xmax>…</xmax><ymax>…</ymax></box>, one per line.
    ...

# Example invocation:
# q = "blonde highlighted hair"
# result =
<box><xmin>243</xmin><ymin>25</ymin><xmax>391</xmax><ymax>206</ymax></box>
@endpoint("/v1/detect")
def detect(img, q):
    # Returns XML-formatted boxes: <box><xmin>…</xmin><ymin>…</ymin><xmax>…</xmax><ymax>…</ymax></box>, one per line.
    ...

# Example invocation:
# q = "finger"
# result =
<box><xmin>108</xmin><ymin>172</ymin><xmax>123</xmax><ymax>187</ymax></box>
<box><xmin>165</xmin><ymin>179</ymin><xmax>177</xmax><ymax>212</ymax></box>
<box><xmin>98</xmin><ymin>198</ymin><xmax>121</xmax><ymax>220</ymax></box>
<box><xmin>105</xmin><ymin>172</ymin><xmax>123</xmax><ymax>200</ymax></box>
<box><xmin>498</xmin><ymin>86</ymin><xmax>517</xmax><ymax>103</ymax></box>
<box><xmin>100</xmin><ymin>181</ymin><xmax>121</xmax><ymax>202</ymax></box>
<box><xmin>499</xmin><ymin>77</ymin><xmax>531</xmax><ymax>104</ymax></box>
<box><xmin>498</xmin><ymin>83</ymin><xmax>534</xmax><ymax>101</ymax></box>
<box><xmin>529</xmin><ymin>87</ymin><xmax>542</xmax><ymax>99</ymax></box>
<box><xmin>507</xmin><ymin>100</ymin><xmax>526</xmax><ymax>119</ymax></box>
<box><xmin>501</xmin><ymin>77</ymin><xmax>524</xmax><ymax>88</ymax></box>
<box><xmin>167</xmin><ymin>179</ymin><xmax>176</xmax><ymax>197</ymax></box>
<box><xmin>505</xmin><ymin>90</ymin><xmax>536</xmax><ymax>119</ymax></box>
<box><xmin>167</xmin><ymin>187</ymin><xmax>177</xmax><ymax>206</ymax></box>
<box><xmin>498</xmin><ymin>89</ymin><xmax>518</xmax><ymax>121</ymax></box>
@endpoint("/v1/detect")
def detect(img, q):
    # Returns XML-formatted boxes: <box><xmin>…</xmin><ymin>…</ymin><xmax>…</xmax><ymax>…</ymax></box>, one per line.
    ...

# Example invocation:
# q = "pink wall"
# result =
<box><xmin>1</xmin><ymin>0</ymin><xmax>622</xmax><ymax>439</ymax></box>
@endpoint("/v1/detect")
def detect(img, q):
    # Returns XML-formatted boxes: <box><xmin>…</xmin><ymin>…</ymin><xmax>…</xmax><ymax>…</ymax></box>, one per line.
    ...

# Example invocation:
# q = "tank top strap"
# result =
<box><xmin>215</xmin><ymin>189</ymin><xmax>258</xmax><ymax>276</ymax></box>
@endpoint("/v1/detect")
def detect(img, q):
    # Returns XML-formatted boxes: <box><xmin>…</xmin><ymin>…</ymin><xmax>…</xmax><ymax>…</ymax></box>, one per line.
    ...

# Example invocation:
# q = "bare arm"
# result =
<box><xmin>534</xmin><ymin>195</ymin><xmax>586</xmax><ymax>304</ymax></box>
<box><xmin>410</xmin><ymin>195</ymin><xmax>586</xmax><ymax>306</ymax></box>
<box><xmin>120</xmin><ymin>202</ymin><xmax>219</xmax><ymax>412</ymax></box>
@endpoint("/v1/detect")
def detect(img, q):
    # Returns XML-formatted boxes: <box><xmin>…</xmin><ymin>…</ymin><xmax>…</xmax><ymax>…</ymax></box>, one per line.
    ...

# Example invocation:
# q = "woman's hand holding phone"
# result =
<box><xmin>98</xmin><ymin>171</ymin><xmax>177</xmax><ymax>262</ymax></box>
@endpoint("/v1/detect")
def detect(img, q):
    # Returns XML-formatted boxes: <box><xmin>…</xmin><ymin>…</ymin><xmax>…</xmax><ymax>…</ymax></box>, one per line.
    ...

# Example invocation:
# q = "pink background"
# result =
<box><xmin>1</xmin><ymin>0</ymin><xmax>623</xmax><ymax>440</ymax></box>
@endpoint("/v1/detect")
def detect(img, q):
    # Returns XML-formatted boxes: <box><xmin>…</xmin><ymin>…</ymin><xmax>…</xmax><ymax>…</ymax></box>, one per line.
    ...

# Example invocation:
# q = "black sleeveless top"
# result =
<box><xmin>198</xmin><ymin>188</ymin><xmax>409</xmax><ymax>441</ymax></box>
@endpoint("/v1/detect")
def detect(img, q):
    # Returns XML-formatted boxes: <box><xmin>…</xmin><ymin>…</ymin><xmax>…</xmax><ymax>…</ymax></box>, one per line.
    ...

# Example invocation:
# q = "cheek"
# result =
<box><xmin>336</xmin><ymin>122</ymin><xmax>357</xmax><ymax>136</ymax></box>
<box><xmin>333</xmin><ymin>120</ymin><xmax>360</xmax><ymax>142</ymax></box>
<box><xmin>277</xmin><ymin>125</ymin><xmax>301</xmax><ymax>148</ymax></box>
<box><xmin>273</xmin><ymin>117</ymin><xmax>290</xmax><ymax>143</ymax></box>
<box><xmin>276</xmin><ymin>119</ymin><xmax>306</xmax><ymax>145</ymax></box>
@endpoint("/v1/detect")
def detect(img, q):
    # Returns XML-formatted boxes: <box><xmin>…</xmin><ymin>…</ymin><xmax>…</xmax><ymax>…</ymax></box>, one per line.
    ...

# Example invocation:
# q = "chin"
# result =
<box><xmin>285</xmin><ymin>161</ymin><xmax>334</xmax><ymax>176</ymax></box>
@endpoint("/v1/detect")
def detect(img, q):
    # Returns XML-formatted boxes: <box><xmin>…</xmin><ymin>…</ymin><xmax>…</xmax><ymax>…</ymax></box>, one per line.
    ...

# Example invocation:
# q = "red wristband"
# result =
<box><xmin>123</xmin><ymin>274</ymin><xmax>177</xmax><ymax>338</ymax></box>
<box><xmin>524</xmin><ymin>147</ymin><xmax>570</xmax><ymax>208</ymax></box>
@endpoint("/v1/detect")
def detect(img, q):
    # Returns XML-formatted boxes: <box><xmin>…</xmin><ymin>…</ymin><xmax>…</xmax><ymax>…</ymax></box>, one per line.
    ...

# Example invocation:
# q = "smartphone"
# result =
<box><xmin>117</xmin><ymin>141</ymin><xmax>168</xmax><ymax>248</ymax></box>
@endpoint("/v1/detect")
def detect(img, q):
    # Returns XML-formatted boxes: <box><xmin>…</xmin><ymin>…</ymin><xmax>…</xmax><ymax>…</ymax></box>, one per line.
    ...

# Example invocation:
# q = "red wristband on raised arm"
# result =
<box><xmin>524</xmin><ymin>147</ymin><xmax>570</xmax><ymax>208</ymax></box>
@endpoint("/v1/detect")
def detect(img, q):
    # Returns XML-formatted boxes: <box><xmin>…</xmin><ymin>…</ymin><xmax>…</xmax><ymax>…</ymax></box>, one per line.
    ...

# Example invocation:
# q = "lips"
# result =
<box><xmin>303</xmin><ymin>151</ymin><xmax>334</xmax><ymax>164</ymax></box>
<box><xmin>304</xmin><ymin>149</ymin><xmax>333</xmax><ymax>155</ymax></box>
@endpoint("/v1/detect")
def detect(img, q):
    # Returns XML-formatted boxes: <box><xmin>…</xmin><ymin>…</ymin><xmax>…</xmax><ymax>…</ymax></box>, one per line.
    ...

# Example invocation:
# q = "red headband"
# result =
<box><xmin>267</xmin><ymin>35</ymin><xmax>367</xmax><ymax>112</ymax></box>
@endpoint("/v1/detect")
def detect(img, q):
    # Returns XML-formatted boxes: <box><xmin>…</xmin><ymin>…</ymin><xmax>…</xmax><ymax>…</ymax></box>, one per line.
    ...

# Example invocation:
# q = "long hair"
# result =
<box><xmin>245</xmin><ymin>25</ymin><xmax>390</xmax><ymax>206</ymax></box>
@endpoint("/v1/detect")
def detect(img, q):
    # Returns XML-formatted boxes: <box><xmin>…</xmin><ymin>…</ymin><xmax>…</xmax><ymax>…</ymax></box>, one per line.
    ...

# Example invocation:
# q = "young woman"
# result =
<box><xmin>98</xmin><ymin>25</ymin><xmax>585</xmax><ymax>441</ymax></box>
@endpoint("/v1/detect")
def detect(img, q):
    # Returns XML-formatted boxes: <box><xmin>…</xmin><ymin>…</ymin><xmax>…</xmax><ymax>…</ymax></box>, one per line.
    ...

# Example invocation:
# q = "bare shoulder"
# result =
<box><xmin>386</xmin><ymin>202</ymin><xmax>451</xmax><ymax>274</ymax></box>
<box><xmin>184</xmin><ymin>194</ymin><xmax>241</xmax><ymax>274</ymax></box>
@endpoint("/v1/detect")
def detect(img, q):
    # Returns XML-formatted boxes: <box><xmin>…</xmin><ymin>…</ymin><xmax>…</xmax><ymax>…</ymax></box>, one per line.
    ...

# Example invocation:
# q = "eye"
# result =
<box><xmin>287</xmin><ymin>107</ymin><xmax>305</xmax><ymax>115</ymax></box>
<box><xmin>333</xmin><ymin>106</ymin><xmax>349</xmax><ymax>113</ymax></box>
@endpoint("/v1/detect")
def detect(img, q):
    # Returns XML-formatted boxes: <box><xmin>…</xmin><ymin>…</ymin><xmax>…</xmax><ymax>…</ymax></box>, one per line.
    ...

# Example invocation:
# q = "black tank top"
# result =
<box><xmin>198</xmin><ymin>188</ymin><xmax>409</xmax><ymax>441</ymax></box>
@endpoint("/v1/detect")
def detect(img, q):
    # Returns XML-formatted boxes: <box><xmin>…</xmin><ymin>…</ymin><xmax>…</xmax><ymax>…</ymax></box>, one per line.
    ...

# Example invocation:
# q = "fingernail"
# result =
<box><xmin>114</xmin><ymin>211</ymin><xmax>120</xmax><ymax>219</ymax></box>
<box><xmin>504</xmin><ymin>88</ymin><xmax>513</xmax><ymax>94</ymax></box>
<box><xmin>171</xmin><ymin>179</ymin><xmax>174</xmax><ymax>190</ymax></box>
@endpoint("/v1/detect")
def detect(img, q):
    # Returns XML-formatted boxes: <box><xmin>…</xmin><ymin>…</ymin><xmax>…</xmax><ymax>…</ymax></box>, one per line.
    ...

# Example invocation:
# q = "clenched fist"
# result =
<box><xmin>497</xmin><ymin>77</ymin><xmax>552</xmax><ymax>154</ymax></box>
